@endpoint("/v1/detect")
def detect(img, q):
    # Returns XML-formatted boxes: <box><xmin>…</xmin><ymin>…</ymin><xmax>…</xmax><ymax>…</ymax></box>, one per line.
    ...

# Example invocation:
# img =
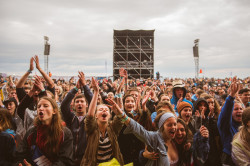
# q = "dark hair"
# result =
<box><xmin>122</xmin><ymin>94</ymin><xmax>136</xmax><ymax>113</ymax></box>
<box><xmin>73</xmin><ymin>94</ymin><xmax>87</xmax><ymax>103</ymax></box>
<box><xmin>239</xmin><ymin>88</ymin><xmax>250</xmax><ymax>94</ymax></box>
<box><xmin>203</xmin><ymin>95</ymin><xmax>220</xmax><ymax>119</ymax></box>
<box><xmin>123</xmin><ymin>94</ymin><xmax>135</xmax><ymax>104</ymax></box>
<box><xmin>176</xmin><ymin>118</ymin><xmax>189</xmax><ymax>144</ymax></box>
<box><xmin>221</xmin><ymin>94</ymin><xmax>228</xmax><ymax>101</ymax></box>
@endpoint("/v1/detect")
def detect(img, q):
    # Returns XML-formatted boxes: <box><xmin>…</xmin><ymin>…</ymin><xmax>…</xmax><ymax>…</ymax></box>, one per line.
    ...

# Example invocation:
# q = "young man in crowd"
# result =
<box><xmin>238</xmin><ymin>88</ymin><xmax>250</xmax><ymax>108</ymax></box>
<box><xmin>171</xmin><ymin>80</ymin><xmax>193</xmax><ymax>116</ymax></box>
<box><xmin>60</xmin><ymin>71</ymin><xmax>93</xmax><ymax>166</ymax></box>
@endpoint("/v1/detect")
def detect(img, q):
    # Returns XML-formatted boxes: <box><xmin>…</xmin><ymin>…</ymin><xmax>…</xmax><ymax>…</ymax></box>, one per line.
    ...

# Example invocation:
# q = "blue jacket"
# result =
<box><xmin>170</xmin><ymin>87</ymin><xmax>193</xmax><ymax>117</ymax></box>
<box><xmin>217</xmin><ymin>95</ymin><xmax>241</xmax><ymax>155</ymax></box>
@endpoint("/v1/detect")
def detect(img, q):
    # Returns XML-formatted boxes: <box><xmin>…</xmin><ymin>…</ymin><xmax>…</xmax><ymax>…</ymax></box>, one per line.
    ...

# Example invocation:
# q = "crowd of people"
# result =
<box><xmin>0</xmin><ymin>56</ymin><xmax>249</xmax><ymax>166</ymax></box>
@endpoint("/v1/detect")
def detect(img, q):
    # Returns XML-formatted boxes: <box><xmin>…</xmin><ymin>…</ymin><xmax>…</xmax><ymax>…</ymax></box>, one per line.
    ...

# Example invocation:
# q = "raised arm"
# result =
<box><xmin>217</xmin><ymin>77</ymin><xmax>239</xmax><ymax>130</ymax></box>
<box><xmin>60</xmin><ymin>85</ymin><xmax>78</xmax><ymax>124</ymax></box>
<box><xmin>116</xmin><ymin>77</ymin><xmax>125</xmax><ymax>109</ymax></box>
<box><xmin>17</xmin><ymin>85</ymin><xmax>36</xmax><ymax>120</ymax></box>
<box><xmin>16</xmin><ymin>57</ymin><xmax>34</xmax><ymax>88</ymax></box>
<box><xmin>87</xmin><ymin>77</ymin><xmax>99</xmax><ymax>117</ymax></box>
<box><xmin>34</xmin><ymin>55</ymin><xmax>54</xmax><ymax>89</ymax></box>
<box><xmin>78</xmin><ymin>71</ymin><xmax>93</xmax><ymax>104</ymax></box>
<box><xmin>119</xmin><ymin>68</ymin><xmax>128</xmax><ymax>93</ymax></box>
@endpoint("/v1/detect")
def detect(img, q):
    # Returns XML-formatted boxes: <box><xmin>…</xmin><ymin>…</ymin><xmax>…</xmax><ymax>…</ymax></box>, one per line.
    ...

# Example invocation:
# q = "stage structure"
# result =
<box><xmin>113</xmin><ymin>30</ymin><xmax>155</xmax><ymax>79</ymax></box>
<box><xmin>44</xmin><ymin>36</ymin><xmax>50</xmax><ymax>75</ymax></box>
<box><xmin>193</xmin><ymin>39</ymin><xmax>199</xmax><ymax>78</ymax></box>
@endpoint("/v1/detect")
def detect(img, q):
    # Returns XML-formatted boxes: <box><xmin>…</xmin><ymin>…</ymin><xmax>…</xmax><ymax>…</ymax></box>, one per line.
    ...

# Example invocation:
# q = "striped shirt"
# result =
<box><xmin>97</xmin><ymin>131</ymin><xmax>113</xmax><ymax>164</ymax></box>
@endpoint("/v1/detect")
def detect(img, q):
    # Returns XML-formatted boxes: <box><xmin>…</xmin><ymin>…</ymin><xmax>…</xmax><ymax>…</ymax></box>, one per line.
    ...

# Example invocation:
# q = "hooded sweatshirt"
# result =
<box><xmin>171</xmin><ymin>87</ymin><xmax>193</xmax><ymax>117</ymax></box>
<box><xmin>193</xmin><ymin>98</ymin><xmax>221</xmax><ymax>166</ymax></box>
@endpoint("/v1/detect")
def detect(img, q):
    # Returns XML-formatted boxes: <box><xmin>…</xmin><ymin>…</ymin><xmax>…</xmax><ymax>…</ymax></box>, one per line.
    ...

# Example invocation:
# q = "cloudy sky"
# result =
<box><xmin>0</xmin><ymin>0</ymin><xmax>249</xmax><ymax>79</ymax></box>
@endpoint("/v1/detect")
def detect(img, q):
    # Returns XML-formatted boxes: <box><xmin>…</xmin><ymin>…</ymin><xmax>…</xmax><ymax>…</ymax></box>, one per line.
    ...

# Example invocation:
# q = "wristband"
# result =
<box><xmin>27</xmin><ymin>69</ymin><xmax>32</xmax><ymax>74</ymax></box>
<box><xmin>121</xmin><ymin>115</ymin><xmax>129</xmax><ymax>122</ymax></box>
<box><xmin>131</xmin><ymin>110</ymin><xmax>138</xmax><ymax>117</ymax></box>
<box><xmin>117</xmin><ymin>112</ymin><xmax>125</xmax><ymax>118</ymax></box>
<box><xmin>148</xmin><ymin>97</ymin><xmax>151</xmax><ymax>101</ymax></box>
<box><xmin>41</xmin><ymin>89</ymin><xmax>45</xmax><ymax>92</ymax></box>
<box><xmin>115</xmin><ymin>93</ymin><xmax>122</xmax><ymax>98</ymax></box>
<box><xmin>74</xmin><ymin>87</ymin><xmax>79</xmax><ymax>91</ymax></box>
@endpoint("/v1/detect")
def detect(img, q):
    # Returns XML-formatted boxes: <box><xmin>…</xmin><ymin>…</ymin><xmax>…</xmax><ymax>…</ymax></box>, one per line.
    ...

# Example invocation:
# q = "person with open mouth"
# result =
<box><xmin>118</xmin><ymin>91</ymin><xmax>154</xmax><ymax>165</ymax></box>
<box><xmin>80</xmin><ymin>77</ymin><xmax>124</xmax><ymax>166</ymax></box>
<box><xmin>108</xmin><ymin>97</ymin><xmax>179</xmax><ymax>166</ymax></box>
<box><xmin>218</xmin><ymin>76</ymin><xmax>244</xmax><ymax>166</ymax></box>
<box><xmin>15</xmin><ymin>97</ymin><xmax>73</xmax><ymax>166</ymax></box>
<box><xmin>173</xmin><ymin>118</ymin><xmax>210</xmax><ymax>165</ymax></box>
<box><xmin>231</xmin><ymin>107</ymin><xmax>250</xmax><ymax>165</ymax></box>
<box><xmin>60</xmin><ymin>71</ymin><xmax>92</xmax><ymax>166</ymax></box>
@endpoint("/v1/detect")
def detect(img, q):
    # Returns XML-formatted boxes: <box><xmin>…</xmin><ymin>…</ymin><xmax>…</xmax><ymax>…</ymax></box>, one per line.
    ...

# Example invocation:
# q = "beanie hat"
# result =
<box><xmin>177</xmin><ymin>101</ymin><xmax>192</xmax><ymax>114</ymax></box>
<box><xmin>158</xmin><ymin>112</ymin><xmax>176</xmax><ymax>129</ymax></box>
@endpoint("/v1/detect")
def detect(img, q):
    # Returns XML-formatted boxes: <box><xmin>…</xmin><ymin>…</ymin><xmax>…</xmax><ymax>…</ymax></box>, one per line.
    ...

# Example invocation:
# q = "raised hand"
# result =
<box><xmin>195</xmin><ymin>110</ymin><xmax>200</xmax><ymax>117</ymax></box>
<box><xmin>119</xmin><ymin>68</ymin><xmax>128</xmax><ymax>78</ymax></box>
<box><xmin>200</xmin><ymin>107</ymin><xmax>206</xmax><ymax>119</ymax></box>
<box><xmin>208</xmin><ymin>104</ymin><xmax>215</xmax><ymax>118</ymax></box>
<box><xmin>123</xmin><ymin>69</ymin><xmax>128</xmax><ymax>78</ymax></box>
<box><xmin>34</xmin><ymin>55</ymin><xmax>41</xmax><ymax>70</ymax></box>
<box><xmin>119</xmin><ymin>68</ymin><xmax>124</xmax><ymax>77</ymax></box>
<box><xmin>176</xmin><ymin>97</ymin><xmax>183</xmax><ymax>108</ymax></box>
<box><xmin>29</xmin><ymin>57</ymin><xmax>34</xmax><ymax>71</ymax></box>
<box><xmin>142</xmin><ymin>93</ymin><xmax>150</xmax><ymax>111</ymax></box>
<box><xmin>200</xmin><ymin>125</ymin><xmax>209</xmax><ymax>138</ymax></box>
<box><xmin>184</xmin><ymin>142</ymin><xmax>191</xmax><ymax>151</ymax></box>
<box><xmin>33</xmin><ymin>75</ymin><xmax>45</xmax><ymax>91</ymax></box>
<box><xmin>134</xmin><ymin>91</ymin><xmax>141</xmax><ymax>112</ymax></box>
<box><xmin>78</xmin><ymin>71</ymin><xmax>86</xmax><ymax>86</ymax></box>
<box><xmin>91</xmin><ymin>77</ymin><xmax>99</xmax><ymax>92</ymax></box>
<box><xmin>106</xmin><ymin>98</ymin><xmax>123</xmax><ymax>115</ymax></box>
<box><xmin>76</xmin><ymin>79</ymin><xmax>81</xmax><ymax>89</ymax></box>
<box><xmin>229</xmin><ymin>76</ymin><xmax>239</xmax><ymax>97</ymax></box>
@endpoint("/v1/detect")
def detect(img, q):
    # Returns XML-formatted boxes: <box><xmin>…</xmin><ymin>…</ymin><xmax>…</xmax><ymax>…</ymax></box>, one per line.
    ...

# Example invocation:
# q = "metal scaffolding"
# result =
<box><xmin>113</xmin><ymin>30</ymin><xmax>155</xmax><ymax>79</ymax></box>
<box><xmin>193</xmin><ymin>39</ymin><xmax>199</xmax><ymax>78</ymax></box>
<box><xmin>44</xmin><ymin>36</ymin><xmax>50</xmax><ymax>75</ymax></box>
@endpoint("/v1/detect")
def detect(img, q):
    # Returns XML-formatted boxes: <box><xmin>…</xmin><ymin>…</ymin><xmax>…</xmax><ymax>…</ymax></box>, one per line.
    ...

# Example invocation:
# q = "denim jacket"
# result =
<box><xmin>124</xmin><ymin>118</ymin><xmax>170</xmax><ymax>166</ymax></box>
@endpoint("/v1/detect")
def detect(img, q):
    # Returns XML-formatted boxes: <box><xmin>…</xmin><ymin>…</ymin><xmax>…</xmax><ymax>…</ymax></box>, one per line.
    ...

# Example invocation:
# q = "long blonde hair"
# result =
<box><xmin>34</xmin><ymin>97</ymin><xmax>63</xmax><ymax>156</ymax></box>
<box><xmin>233</xmin><ymin>107</ymin><xmax>250</xmax><ymax>151</ymax></box>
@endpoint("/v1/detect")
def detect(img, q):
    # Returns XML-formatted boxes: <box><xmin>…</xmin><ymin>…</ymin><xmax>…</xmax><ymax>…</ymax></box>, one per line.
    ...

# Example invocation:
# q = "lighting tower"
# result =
<box><xmin>193</xmin><ymin>39</ymin><xmax>199</xmax><ymax>78</ymax></box>
<box><xmin>44</xmin><ymin>36</ymin><xmax>50</xmax><ymax>75</ymax></box>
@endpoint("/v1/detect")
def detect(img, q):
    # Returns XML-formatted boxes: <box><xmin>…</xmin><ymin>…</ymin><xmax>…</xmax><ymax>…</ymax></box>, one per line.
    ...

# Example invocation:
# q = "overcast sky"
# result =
<box><xmin>0</xmin><ymin>0</ymin><xmax>249</xmax><ymax>79</ymax></box>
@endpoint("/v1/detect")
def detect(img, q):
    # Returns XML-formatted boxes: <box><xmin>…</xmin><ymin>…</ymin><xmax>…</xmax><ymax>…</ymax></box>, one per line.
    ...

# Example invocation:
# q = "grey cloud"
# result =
<box><xmin>0</xmin><ymin>0</ymin><xmax>249</xmax><ymax>78</ymax></box>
